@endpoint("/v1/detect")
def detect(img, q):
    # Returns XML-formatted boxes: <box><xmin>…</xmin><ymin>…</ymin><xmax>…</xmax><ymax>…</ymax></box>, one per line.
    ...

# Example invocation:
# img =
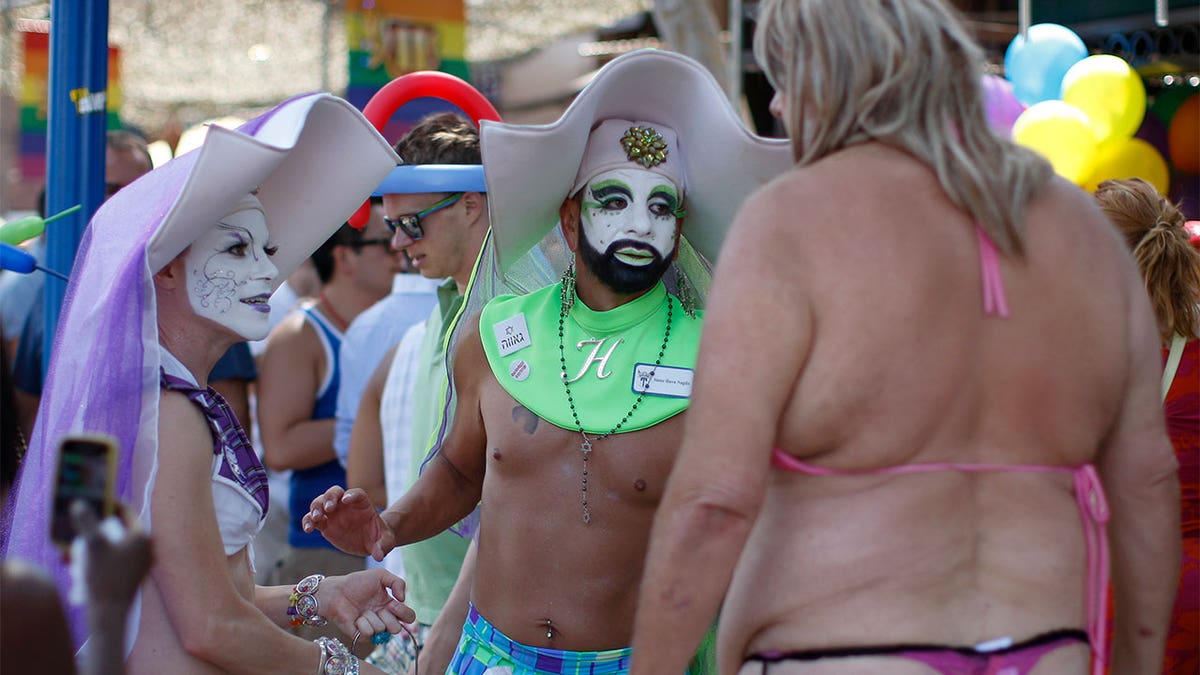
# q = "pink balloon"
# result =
<box><xmin>981</xmin><ymin>74</ymin><xmax>1026</xmax><ymax>136</ymax></box>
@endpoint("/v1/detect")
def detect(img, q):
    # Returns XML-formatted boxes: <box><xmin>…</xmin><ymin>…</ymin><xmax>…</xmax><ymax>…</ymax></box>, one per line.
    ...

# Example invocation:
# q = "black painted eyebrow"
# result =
<box><xmin>216</xmin><ymin>221</ymin><xmax>253</xmax><ymax>242</ymax></box>
<box><xmin>650</xmin><ymin>188</ymin><xmax>678</xmax><ymax>204</ymax></box>
<box><xmin>590</xmin><ymin>183</ymin><xmax>632</xmax><ymax>199</ymax></box>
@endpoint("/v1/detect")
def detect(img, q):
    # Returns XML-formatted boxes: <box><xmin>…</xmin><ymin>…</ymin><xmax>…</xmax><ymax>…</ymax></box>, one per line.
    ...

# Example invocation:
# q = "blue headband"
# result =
<box><xmin>373</xmin><ymin>164</ymin><xmax>487</xmax><ymax>196</ymax></box>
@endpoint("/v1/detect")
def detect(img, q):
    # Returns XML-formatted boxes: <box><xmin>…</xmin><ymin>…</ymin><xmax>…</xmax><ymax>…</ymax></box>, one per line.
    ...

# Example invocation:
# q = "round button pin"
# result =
<box><xmin>509</xmin><ymin>359</ymin><xmax>530</xmax><ymax>381</ymax></box>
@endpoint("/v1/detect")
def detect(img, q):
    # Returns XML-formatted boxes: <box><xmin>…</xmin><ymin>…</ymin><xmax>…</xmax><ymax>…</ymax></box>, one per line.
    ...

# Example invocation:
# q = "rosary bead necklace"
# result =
<box><xmin>558</xmin><ymin>290</ymin><xmax>673</xmax><ymax>524</ymax></box>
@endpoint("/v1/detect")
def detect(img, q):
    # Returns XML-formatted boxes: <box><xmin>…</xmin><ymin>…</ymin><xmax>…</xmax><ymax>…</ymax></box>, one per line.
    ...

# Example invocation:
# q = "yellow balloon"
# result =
<box><xmin>1061</xmin><ymin>54</ymin><xmax>1146</xmax><ymax>147</ymax></box>
<box><xmin>1084</xmin><ymin>137</ymin><xmax>1170</xmax><ymax>195</ymax></box>
<box><xmin>1012</xmin><ymin>100</ymin><xmax>1098</xmax><ymax>184</ymax></box>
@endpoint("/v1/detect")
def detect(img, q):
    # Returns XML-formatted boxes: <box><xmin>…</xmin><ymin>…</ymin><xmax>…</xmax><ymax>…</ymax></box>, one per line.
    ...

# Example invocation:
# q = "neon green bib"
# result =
<box><xmin>479</xmin><ymin>281</ymin><xmax>703</xmax><ymax>434</ymax></box>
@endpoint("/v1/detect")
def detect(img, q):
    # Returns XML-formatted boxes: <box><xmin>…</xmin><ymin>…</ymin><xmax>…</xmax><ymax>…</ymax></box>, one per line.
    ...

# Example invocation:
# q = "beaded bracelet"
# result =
<box><xmin>288</xmin><ymin>574</ymin><xmax>328</xmax><ymax>627</ymax></box>
<box><xmin>351</xmin><ymin>630</ymin><xmax>393</xmax><ymax>653</ymax></box>
<box><xmin>314</xmin><ymin>636</ymin><xmax>359</xmax><ymax>675</ymax></box>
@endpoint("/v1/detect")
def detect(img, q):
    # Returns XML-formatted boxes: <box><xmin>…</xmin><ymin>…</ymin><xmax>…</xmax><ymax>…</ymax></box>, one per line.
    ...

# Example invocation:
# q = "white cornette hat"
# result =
<box><xmin>481</xmin><ymin>49</ymin><xmax>792</xmax><ymax>273</ymax></box>
<box><xmin>144</xmin><ymin>93</ymin><xmax>399</xmax><ymax>285</ymax></box>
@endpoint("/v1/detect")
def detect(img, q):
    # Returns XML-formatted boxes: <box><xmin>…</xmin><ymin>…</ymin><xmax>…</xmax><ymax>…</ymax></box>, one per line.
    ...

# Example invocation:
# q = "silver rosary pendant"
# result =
<box><xmin>581</xmin><ymin>433</ymin><xmax>591</xmax><ymax>523</ymax></box>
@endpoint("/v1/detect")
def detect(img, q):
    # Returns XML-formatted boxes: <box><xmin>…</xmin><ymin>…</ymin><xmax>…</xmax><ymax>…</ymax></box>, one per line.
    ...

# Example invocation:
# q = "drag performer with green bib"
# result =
<box><xmin>304</xmin><ymin>49</ymin><xmax>791</xmax><ymax>674</ymax></box>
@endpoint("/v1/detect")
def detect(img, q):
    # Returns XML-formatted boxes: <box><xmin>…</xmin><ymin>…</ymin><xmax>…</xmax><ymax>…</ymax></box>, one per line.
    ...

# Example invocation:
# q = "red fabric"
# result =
<box><xmin>1163</xmin><ymin>339</ymin><xmax>1199</xmax><ymax>675</ymax></box>
<box><xmin>1183</xmin><ymin>221</ymin><xmax>1199</xmax><ymax>250</ymax></box>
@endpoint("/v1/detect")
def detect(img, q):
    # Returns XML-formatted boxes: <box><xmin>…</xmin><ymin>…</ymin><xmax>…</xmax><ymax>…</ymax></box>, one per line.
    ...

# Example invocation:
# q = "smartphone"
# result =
<box><xmin>50</xmin><ymin>433</ymin><xmax>118</xmax><ymax>553</ymax></box>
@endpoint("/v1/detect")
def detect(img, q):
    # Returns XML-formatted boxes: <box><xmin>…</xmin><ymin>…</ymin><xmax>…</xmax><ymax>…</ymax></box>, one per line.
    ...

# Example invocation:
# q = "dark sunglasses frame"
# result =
<box><xmin>384</xmin><ymin>192</ymin><xmax>464</xmax><ymax>241</ymax></box>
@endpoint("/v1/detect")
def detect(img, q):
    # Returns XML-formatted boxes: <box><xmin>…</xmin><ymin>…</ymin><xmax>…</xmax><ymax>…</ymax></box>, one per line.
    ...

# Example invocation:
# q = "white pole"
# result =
<box><xmin>1019</xmin><ymin>0</ymin><xmax>1030</xmax><ymax>39</ymax></box>
<box><xmin>728</xmin><ymin>0</ymin><xmax>743</xmax><ymax>107</ymax></box>
<box><xmin>1156</xmin><ymin>0</ymin><xmax>1168</xmax><ymax>28</ymax></box>
<box><xmin>320</xmin><ymin>0</ymin><xmax>332</xmax><ymax>93</ymax></box>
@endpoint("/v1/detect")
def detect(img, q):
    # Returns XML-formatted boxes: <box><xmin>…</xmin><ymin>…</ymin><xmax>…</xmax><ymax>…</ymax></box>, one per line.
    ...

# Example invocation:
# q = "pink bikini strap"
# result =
<box><xmin>1073</xmin><ymin>464</ymin><xmax>1110</xmax><ymax>675</ymax></box>
<box><xmin>977</xmin><ymin>227</ymin><xmax>1010</xmax><ymax>318</ymax></box>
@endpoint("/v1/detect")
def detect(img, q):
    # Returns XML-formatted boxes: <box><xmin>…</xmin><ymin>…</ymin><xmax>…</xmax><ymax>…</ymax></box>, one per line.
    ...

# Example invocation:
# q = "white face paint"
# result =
<box><xmin>183</xmin><ymin>197</ymin><xmax>279</xmax><ymax>341</ymax></box>
<box><xmin>580</xmin><ymin>168</ymin><xmax>681</xmax><ymax>267</ymax></box>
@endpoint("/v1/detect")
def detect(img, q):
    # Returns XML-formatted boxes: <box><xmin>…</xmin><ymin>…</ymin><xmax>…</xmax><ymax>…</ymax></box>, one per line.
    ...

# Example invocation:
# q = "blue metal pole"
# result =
<box><xmin>43</xmin><ymin>0</ymin><xmax>109</xmax><ymax>375</ymax></box>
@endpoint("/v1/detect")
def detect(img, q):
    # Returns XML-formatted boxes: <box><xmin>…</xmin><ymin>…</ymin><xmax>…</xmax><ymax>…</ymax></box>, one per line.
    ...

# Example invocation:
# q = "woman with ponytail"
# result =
<box><xmin>1096</xmin><ymin>177</ymin><xmax>1199</xmax><ymax>675</ymax></box>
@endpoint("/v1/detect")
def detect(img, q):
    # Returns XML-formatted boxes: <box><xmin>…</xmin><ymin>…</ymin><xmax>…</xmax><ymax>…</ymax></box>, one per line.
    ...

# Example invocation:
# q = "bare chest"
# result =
<box><xmin>478</xmin><ymin>378</ymin><xmax>684</xmax><ymax>509</ymax></box>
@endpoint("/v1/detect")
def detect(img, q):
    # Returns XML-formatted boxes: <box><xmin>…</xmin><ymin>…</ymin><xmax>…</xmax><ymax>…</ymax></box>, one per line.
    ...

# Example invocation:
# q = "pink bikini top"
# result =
<box><xmin>770</xmin><ymin>228</ymin><xmax>1109</xmax><ymax>675</ymax></box>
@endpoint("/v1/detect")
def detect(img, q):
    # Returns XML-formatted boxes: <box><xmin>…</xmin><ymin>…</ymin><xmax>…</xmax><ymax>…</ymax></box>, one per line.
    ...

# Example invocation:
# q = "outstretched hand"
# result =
<box><xmin>302</xmin><ymin>486</ymin><xmax>394</xmax><ymax>561</ymax></box>
<box><xmin>319</xmin><ymin>568</ymin><xmax>416</xmax><ymax>640</ymax></box>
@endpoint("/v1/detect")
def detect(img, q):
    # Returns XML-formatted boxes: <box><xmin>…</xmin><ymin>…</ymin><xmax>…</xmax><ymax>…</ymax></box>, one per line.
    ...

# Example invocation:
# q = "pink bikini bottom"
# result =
<box><xmin>745</xmin><ymin>628</ymin><xmax>1088</xmax><ymax>675</ymax></box>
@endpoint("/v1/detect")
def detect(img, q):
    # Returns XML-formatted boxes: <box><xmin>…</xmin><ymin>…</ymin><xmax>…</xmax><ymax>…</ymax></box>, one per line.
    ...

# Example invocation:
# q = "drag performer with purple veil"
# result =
<box><xmin>1</xmin><ymin>93</ymin><xmax>418</xmax><ymax>674</ymax></box>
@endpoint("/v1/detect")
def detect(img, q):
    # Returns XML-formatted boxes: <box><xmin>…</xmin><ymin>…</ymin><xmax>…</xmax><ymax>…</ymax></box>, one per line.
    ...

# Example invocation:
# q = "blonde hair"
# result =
<box><xmin>1095</xmin><ymin>178</ymin><xmax>1200</xmax><ymax>343</ymax></box>
<box><xmin>752</xmin><ymin>0</ymin><xmax>1052</xmax><ymax>256</ymax></box>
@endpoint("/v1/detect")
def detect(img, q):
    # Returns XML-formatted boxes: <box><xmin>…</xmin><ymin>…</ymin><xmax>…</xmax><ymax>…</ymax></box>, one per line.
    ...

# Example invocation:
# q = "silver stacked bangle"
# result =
<box><xmin>288</xmin><ymin>573</ymin><xmax>329</xmax><ymax>628</ymax></box>
<box><xmin>314</xmin><ymin>636</ymin><xmax>359</xmax><ymax>675</ymax></box>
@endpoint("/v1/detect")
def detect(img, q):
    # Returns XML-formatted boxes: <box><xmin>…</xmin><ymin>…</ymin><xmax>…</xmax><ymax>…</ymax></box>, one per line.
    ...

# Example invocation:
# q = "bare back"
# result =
<box><xmin>715</xmin><ymin>143</ymin><xmax>1147</xmax><ymax>668</ymax></box>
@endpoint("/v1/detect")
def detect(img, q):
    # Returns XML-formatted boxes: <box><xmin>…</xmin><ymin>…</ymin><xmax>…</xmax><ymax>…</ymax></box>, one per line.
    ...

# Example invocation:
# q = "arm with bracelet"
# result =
<box><xmin>149</xmin><ymin>390</ymin><xmax>411</xmax><ymax>674</ymax></box>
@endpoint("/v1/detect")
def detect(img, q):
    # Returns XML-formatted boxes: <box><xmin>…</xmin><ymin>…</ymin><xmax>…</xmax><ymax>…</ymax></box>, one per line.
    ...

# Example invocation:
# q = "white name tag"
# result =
<box><xmin>493</xmin><ymin>313</ymin><xmax>531</xmax><ymax>357</ymax></box>
<box><xmin>631</xmin><ymin>363</ymin><xmax>693</xmax><ymax>398</ymax></box>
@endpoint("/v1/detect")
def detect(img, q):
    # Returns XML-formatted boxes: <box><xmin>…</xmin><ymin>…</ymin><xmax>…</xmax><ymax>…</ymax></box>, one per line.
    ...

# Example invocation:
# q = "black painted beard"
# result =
<box><xmin>577</xmin><ymin>225</ymin><xmax>672</xmax><ymax>295</ymax></box>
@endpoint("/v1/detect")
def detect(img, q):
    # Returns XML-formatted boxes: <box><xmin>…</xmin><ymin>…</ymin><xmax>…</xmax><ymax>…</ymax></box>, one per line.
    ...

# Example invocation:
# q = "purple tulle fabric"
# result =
<box><xmin>0</xmin><ymin>151</ymin><xmax>194</xmax><ymax>645</ymax></box>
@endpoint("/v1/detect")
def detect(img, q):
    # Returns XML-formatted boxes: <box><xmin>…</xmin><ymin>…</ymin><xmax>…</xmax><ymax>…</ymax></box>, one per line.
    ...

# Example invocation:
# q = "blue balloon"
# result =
<box><xmin>0</xmin><ymin>242</ymin><xmax>68</xmax><ymax>280</ymax></box>
<box><xmin>1004</xmin><ymin>23</ymin><xmax>1088</xmax><ymax>106</ymax></box>
<box><xmin>0</xmin><ymin>242</ymin><xmax>36</xmax><ymax>274</ymax></box>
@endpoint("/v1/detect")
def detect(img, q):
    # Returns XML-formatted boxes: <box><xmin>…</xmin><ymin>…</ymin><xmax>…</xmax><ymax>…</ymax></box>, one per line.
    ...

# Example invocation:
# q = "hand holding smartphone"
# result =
<box><xmin>50</xmin><ymin>433</ymin><xmax>118</xmax><ymax>555</ymax></box>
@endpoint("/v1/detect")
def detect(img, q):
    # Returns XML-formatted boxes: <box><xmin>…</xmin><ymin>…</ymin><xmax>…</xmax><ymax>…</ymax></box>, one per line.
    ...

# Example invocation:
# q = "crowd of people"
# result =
<box><xmin>0</xmin><ymin>1</ymin><xmax>1196</xmax><ymax>674</ymax></box>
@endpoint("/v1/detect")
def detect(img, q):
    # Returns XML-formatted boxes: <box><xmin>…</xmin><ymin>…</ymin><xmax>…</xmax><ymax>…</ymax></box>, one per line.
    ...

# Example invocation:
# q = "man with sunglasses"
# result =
<box><xmin>335</xmin><ymin>112</ymin><xmax>491</xmax><ymax>674</ymax></box>
<box><xmin>257</xmin><ymin>200</ymin><xmax>404</xmax><ymax>629</ymax></box>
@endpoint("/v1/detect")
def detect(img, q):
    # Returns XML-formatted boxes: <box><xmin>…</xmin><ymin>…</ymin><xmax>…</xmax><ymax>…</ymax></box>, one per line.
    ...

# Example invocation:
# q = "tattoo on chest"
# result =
<box><xmin>512</xmin><ymin>405</ymin><xmax>540</xmax><ymax>435</ymax></box>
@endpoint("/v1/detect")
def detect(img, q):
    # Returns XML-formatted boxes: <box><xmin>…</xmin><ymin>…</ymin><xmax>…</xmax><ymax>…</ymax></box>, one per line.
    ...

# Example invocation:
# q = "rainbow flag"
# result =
<box><xmin>19</xmin><ymin>26</ymin><xmax>123</xmax><ymax>182</ymax></box>
<box><xmin>344</xmin><ymin>0</ymin><xmax>477</xmax><ymax>143</ymax></box>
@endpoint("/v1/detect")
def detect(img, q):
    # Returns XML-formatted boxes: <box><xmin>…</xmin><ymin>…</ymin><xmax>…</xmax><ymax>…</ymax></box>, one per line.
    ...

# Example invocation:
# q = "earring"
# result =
<box><xmin>560</xmin><ymin>262</ymin><xmax>576</xmax><ymax>314</ymax></box>
<box><xmin>674</xmin><ymin>265</ymin><xmax>697</xmax><ymax>319</ymax></box>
